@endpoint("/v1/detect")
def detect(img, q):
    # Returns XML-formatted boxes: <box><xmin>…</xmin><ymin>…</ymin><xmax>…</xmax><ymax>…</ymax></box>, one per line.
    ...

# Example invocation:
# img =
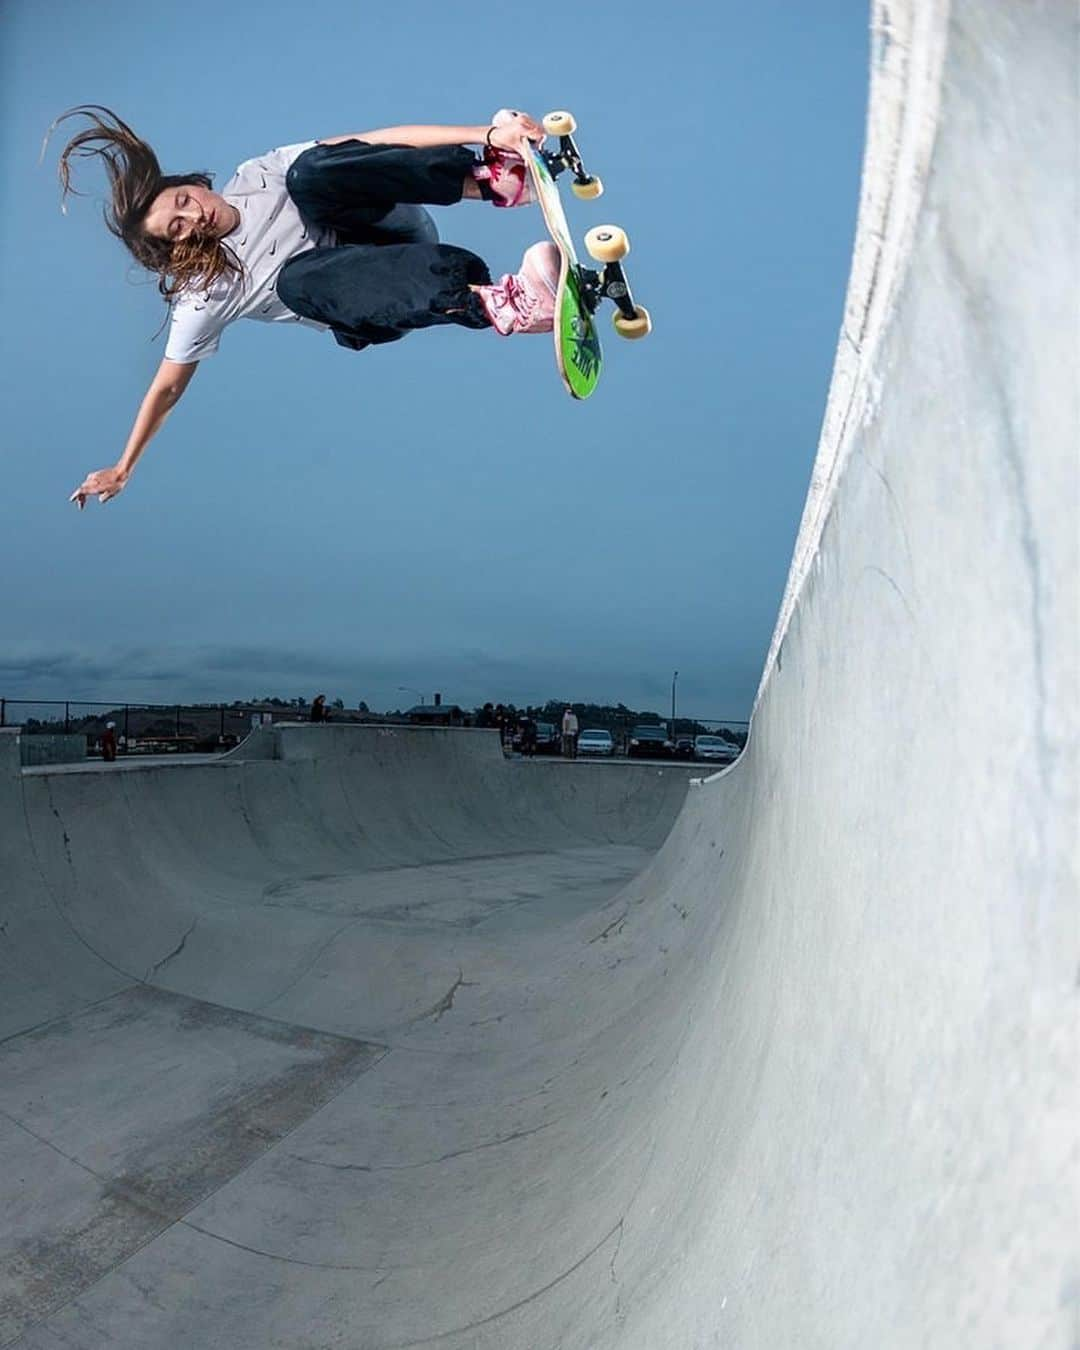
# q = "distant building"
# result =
<box><xmin>405</xmin><ymin>702</ymin><xmax>464</xmax><ymax>727</ymax></box>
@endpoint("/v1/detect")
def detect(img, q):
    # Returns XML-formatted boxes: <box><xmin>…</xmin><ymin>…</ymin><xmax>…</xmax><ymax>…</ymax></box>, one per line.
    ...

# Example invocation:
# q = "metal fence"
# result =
<box><xmin>0</xmin><ymin>698</ymin><xmax>373</xmax><ymax>756</ymax></box>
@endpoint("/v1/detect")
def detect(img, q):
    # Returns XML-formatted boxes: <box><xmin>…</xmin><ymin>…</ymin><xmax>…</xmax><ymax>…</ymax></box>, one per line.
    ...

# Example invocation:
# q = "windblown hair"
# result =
<box><xmin>48</xmin><ymin>105</ymin><xmax>242</xmax><ymax>303</ymax></box>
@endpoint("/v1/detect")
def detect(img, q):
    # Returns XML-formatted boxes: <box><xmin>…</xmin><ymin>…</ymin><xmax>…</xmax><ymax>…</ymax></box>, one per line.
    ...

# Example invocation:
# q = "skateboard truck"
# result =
<box><xmin>539</xmin><ymin>111</ymin><xmax>604</xmax><ymax>200</ymax></box>
<box><xmin>579</xmin><ymin>227</ymin><xmax>652</xmax><ymax>340</ymax></box>
<box><xmin>578</xmin><ymin>262</ymin><xmax>638</xmax><ymax>324</ymax></box>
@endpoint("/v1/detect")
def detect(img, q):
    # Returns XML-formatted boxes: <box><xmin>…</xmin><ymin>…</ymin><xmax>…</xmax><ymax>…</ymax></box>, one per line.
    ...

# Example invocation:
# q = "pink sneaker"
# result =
<box><xmin>472</xmin><ymin>108</ymin><xmax>535</xmax><ymax>208</ymax></box>
<box><xmin>476</xmin><ymin>242</ymin><xmax>560</xmax><ymax>335</ymax></box>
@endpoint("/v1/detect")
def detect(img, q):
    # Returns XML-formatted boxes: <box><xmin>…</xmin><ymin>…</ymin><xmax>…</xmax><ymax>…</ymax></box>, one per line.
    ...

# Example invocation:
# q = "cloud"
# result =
<box><xmin>0</xmin><ymin>640</ymin><xmax>758</xmax><ymax>721</ymax></box>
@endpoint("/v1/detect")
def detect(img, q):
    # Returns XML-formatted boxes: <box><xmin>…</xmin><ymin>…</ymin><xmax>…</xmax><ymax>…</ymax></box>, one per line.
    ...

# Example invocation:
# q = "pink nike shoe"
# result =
<box><xmin>475</xmin><ymin>241</ymin><xmax>560</xmax><ymax>335</ymax></box>
<box><xmin>472</xmin><ymin>108</ymin><xmax>535</xmax><ymax>208</ymax></box>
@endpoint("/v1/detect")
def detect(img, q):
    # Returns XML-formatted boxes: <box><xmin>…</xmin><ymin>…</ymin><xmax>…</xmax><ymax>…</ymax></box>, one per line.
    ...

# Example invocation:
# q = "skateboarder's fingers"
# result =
<box><xmin>70</xmin><ymin>468</ymin><xmax>118</xmax><ymax>508</ymax></box>
<box><xmin>505</xmin><ymin>110</ymin><xmax>543</xmax><ymax>141</ymax></box>
<box><xmin>70</xmin><ymin>477</ymin><xmax>93</xmax><ymax>507</ymax></box>
<box><xmin>70</xmin><ymin>474</ymin><xmax>97</xmax><ymax>503</ymax></box>
<box><xmin>491</xmin><ymin>124</ymin><xmax>542</xmax><ymax>153</ymax></box>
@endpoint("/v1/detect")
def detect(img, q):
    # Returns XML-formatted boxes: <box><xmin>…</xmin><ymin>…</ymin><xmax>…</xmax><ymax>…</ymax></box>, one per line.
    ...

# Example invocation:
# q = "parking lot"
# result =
<box><xmin>510</xmin><ymin>721</ymin><xmax>743</xmax><ymax>766</ymax></box>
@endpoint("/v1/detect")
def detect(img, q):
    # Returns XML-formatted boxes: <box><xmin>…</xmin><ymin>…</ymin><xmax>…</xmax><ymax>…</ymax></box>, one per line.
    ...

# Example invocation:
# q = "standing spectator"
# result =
<box><xmin>101</xmin><ymin>721</ymin><xmax>118</xmax><ymax>762</ymax></box>
<box><xmin>519</xmin><ymin>715</ymin><xmax>537</xmax><ymax>758</ymax></box>
<box><xmin>310</xmin><ymin>693</ymin><xmax>328</xmax><ymax>723</ymax></box>
<box><xmin>561</xmin><ymin>707</ymin><xmax>579</xmax><ymax>759</ymax></box>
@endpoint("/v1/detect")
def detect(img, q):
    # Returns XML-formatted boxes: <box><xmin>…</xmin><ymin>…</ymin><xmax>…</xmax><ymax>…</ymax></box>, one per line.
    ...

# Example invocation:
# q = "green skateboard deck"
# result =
<box><xmin>523</xmin><ymin>143</ymin><xmax>603</xmax><ymax>400</ymax></box>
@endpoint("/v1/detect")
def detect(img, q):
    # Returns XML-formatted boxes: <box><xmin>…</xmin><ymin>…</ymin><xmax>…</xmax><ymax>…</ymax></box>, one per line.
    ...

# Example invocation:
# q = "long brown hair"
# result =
<box><xmin>48</xmin><ymin>105</ymin><xmax>242</xmax><ymax>303</ymax></box>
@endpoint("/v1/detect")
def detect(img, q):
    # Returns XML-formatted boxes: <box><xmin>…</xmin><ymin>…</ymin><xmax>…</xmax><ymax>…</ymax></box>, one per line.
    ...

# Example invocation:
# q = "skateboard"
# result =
<box><xmin>520</xmin><ymin>111</ymin><xmax>651</xmax><ymax>400</ymax></box>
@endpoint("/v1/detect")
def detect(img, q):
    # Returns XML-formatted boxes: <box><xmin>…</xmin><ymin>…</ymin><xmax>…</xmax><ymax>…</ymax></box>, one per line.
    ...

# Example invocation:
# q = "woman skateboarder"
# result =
<box><xmin>51</xmin><ymin>106</ymin><xmax>559</xmax><ymax>509</ymax></box>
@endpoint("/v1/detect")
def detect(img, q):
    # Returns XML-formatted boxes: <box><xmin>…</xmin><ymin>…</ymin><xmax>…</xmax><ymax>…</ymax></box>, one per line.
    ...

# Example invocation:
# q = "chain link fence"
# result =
<box><xmin>0</xmin><ymin>698</ymin><xmax>375</xmax><ymax>758</ymax></box>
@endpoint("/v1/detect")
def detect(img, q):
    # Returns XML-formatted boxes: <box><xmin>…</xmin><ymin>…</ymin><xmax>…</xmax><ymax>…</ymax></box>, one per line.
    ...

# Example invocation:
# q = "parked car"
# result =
<box><xmin>534</xmin><ymin>721</ymin><xmax>560</xmax><ymax>753</ymax></box>
<box><xmin>577</xmin><ymin>728</ymin><xmax>615</xmax><ymax>757</ymax></box>
<box><xmin>627</xmin><ymin>725</ymin><xmax>672</xmax><ymax>759</ymax></box>
<box><xmin>673</xmin><ymin>736</ymin><xmax>696</xmax><ymax>760</ymax></box>
<box><xmin>511</xmin><ymin>720</ymin><xmax>560</xmax><ymax>754</ymax></box>
<box><xmin>694</xmin><ymin>734</ymin><xmax>739</xmax><ymax>764</ymax></box>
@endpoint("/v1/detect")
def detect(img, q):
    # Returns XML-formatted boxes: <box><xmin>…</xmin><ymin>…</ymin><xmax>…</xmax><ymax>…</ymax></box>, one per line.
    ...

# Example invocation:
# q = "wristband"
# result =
<box><xmin>485</xmin><ymin>126</ymin><xmax>497</xmax><ymax>149</ymax></box>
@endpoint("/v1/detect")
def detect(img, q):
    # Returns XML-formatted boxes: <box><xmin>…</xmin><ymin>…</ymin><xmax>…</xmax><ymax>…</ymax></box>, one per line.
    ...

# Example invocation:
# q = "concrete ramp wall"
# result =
<box><xmin>624</xmin><ymin>1</ymin><xmax>1074</xmax><ymax>1342</ymax></box>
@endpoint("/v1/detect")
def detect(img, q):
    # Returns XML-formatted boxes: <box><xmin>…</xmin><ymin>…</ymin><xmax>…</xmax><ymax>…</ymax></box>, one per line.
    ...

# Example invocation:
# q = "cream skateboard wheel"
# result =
<box><xmin>543</xmin><ymin>110</ymin><xmax>576</xmax><ymax>137</ymax></box>
<box><xmin>613</xmin><ymin>305</ymin><xmax>652</xmax><ymax>340</ymax></box>
<box><xmin>584</xmin><ymin>225</ymin><xmax>630</xmax><ymax>263</ymax></box>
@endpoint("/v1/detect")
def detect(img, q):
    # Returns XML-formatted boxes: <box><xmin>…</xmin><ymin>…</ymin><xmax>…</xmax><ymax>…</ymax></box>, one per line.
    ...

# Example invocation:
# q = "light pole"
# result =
<box><xmin>671</xmin><ymin>670</ymin><xmax>678</xmax><ymax>743</ymax></box>
<box><xmin>397</xmin><ymin>685</ymin><xmax>423</xmax><ymax>707</ymax></box>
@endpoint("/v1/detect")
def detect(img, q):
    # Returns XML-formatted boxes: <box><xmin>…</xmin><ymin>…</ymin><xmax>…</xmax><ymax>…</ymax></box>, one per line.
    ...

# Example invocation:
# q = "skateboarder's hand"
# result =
<box><xmin>489</xmin><ymin>111</ymin><xmax>544</xmax><ymax>152</ymax></box>
<box><xmin>70</xmin><ymin>465</ymin><xmax>128</xmax><ymax>510</ymax></box>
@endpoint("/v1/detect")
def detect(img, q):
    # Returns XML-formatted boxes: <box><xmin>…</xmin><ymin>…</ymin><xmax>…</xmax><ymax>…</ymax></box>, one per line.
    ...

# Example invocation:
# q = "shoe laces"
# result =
<box><xmin>504</xmin><ymin>273</ymin><xmax>537</xmax><ymax>320</ymax></box>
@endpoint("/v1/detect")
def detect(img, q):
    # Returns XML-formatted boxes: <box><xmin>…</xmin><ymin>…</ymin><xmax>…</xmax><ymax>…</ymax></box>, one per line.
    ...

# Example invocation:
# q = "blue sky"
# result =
<box><xmin>1</xmin><ymin>1</ymin><xmax>867</xmax><ymax>720</ymax></box>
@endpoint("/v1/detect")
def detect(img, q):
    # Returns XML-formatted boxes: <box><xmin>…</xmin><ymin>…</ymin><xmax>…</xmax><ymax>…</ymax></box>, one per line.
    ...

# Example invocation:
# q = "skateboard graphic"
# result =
<box><xmin>520</xmin><ymin>112</ymin><xmax>651</xmax><ymax>400</ymax></box>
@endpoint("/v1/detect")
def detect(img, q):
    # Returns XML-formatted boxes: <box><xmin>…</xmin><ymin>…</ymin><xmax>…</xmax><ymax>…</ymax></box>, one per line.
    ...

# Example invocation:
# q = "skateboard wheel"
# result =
<box><xmin>571</xmin><ymin>175</ymin><xmax>604</xmax><ymax>200</ymax></box>
<box><xmin>543</xmin><ymin>110</ymin><xmax>576</xmax><ymax>137</ymax></box>
<box><xmin>613</xmin><ymin>305</ymin><xmax>652</xmax><ymax>340</ymax></box>
<box><xmin>584</xmin><ymin>225</ymin><xmax>630</xmax><ymax>263</ymax></box>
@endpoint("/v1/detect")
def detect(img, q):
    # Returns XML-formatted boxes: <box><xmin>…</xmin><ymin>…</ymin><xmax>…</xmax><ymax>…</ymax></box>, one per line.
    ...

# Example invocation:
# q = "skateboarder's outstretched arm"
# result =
<box><xmin>70</xmin><ymin>357</ymin><xmax>198</xmax><ymax>509</ymax></box>
<box><xmin>318</xmin><ymin>115</ymin><xmax>543</xmax><ymax>151</ymax></box>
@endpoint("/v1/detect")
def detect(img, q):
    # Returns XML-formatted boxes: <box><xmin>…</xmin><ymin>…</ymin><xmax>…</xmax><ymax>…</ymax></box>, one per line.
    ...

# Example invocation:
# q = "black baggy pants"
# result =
<box><xmin>277</xmin><ymin>140</ymin><xmax>492</xmax><ymax>351</ymax></box>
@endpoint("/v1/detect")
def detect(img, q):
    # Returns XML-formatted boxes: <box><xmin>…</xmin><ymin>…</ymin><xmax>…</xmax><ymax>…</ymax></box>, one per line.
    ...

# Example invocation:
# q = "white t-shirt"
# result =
<box><xmin>562</xmin><ymin>712</ymin><xmax>579</xmax><ymax>735</ymax></box>
<box><xmin>164</xmin><ymin>142</ymin><xmax>335</xmax><ymax>363</ymax></box>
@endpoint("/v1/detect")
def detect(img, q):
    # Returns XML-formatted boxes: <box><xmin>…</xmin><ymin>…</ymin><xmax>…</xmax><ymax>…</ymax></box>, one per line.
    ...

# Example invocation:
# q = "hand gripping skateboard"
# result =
<box><xmin>520</xmin><ymin>111</ymin><xmax>652</xmax><ymax>400</ymax></box>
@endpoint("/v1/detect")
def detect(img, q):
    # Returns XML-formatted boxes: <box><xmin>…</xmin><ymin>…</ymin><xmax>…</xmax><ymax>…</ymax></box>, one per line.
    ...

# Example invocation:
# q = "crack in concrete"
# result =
<box><xmin>145</xmin><ymin>920</ymin><xmax>197</xmax><ymax>982</ymax></box>
<box><xmin>386</xmin><ymin>1218</ymin><xmax>626</xmax><ymax>1347</ymax></box>
<box><xmin>609</xmin><ymin>1217</ymin><xmax>625</xmax><ymax>1284</ymax></box>
<box><xmin>412</xmin><ymin>971</ymin><xmax>475</xmax><ymax>1025</ymax></box>
<box><xmin>589</xmin><ymin>910</ymin><xmax>628</xmax><ymax>943</ymax></box>
<box><xmin>284</xmin><ymin>1117</ymin><xmax>561</xmax><ymax>1174</ymax></box>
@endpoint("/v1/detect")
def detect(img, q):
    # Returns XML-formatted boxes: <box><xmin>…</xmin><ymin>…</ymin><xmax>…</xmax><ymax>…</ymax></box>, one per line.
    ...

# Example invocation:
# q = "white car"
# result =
<box><xmin>694</xmin><ymin>734</ymin><xmax>739</xmax><ymax>764</ymax></box>
<box><xmin>577</xmin><ymin>729</ymin><xmax>615</xmax><ymax>757</ymax></box>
